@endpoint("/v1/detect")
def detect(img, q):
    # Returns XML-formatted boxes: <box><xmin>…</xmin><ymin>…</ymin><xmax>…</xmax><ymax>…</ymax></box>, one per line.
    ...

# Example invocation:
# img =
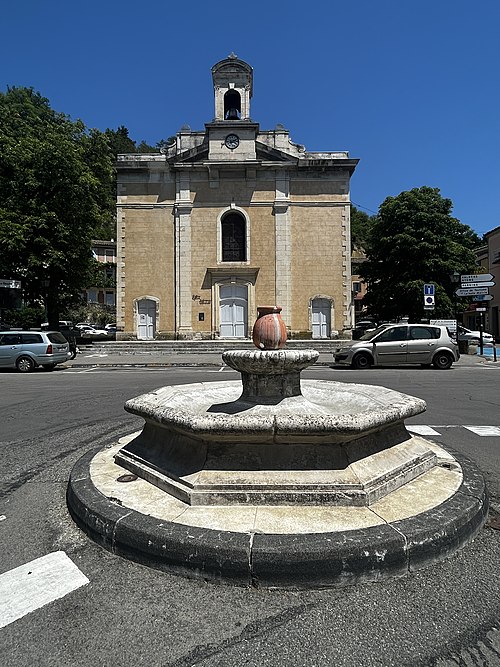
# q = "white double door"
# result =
<box><xmin>312</xmin><ymin>298</ymin><xmax>331</xmax><ymax>339</ymax></box>
<box><xmin>137</xmin><ymin>299</ymin><xmax>156</xmax><ymax>340</ymax></box>
<box><xmin>220</xmin><ymin>284</ymin><xmax>247</xmax><ymax>338</ymax></box>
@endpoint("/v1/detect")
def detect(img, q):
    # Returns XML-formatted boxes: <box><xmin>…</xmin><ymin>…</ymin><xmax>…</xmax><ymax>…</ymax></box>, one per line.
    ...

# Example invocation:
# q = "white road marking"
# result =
<box><xmin>407</xmin><ymin>425</ymin><xmax>442</xmax><ymax>436</ymax></box>
<box><xmin>464</xmin><ymin>426</ymin><xmax>500</xmax><ymax>437</ymax></box>
<box><xmin>0</xmin><ymin>551</ymin><xmax>89</xmax><ymax>629</ymax></box>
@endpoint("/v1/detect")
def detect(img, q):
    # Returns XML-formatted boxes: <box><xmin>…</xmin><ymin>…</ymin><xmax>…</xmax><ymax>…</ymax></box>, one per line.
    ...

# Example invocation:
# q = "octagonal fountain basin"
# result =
<box><xmin>115</xmin><ymin>357</ymin><xmax>436</xmax><ymax>507</ymax></box>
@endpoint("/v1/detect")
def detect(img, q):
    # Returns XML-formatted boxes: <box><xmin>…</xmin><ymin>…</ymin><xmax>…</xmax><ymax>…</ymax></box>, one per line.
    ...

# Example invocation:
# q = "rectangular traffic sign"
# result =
<box><xmin>455</xmin><ymin>287</ymin><xmax>489</xmax><ymax>296</ymax></box>
<box><xmin>474</xmin><ymin>294</ymin><xmax>493</xmax><ymax>301</ymax></box>
<box><xmin>460</xmin><ymin>281</ymin><xmax>495</xmax><ymax>288</ymax></box>
<box><xmin>461</xmin><ymin>273</ymin><xmax>494</xmax><ymax>282</ymax></box>
<box><xmin>423</xmin><ymin>284</ymin><xmax>435</xmax><ymax>295</ymax></box>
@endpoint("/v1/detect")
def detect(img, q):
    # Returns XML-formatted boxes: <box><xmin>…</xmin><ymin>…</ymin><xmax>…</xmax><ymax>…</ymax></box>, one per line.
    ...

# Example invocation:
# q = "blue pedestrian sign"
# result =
<box><xmin>424</xmin><ymin>284</ymin><xmax>435</xmax><ymax>296</ymax></box>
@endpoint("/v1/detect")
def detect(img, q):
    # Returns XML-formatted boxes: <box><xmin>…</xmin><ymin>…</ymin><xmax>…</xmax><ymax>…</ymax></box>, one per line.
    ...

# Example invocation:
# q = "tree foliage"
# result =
<box><xmin>361</xmin><ymin>187</ymin><xmax>481</xmax><ymax>321</ymax></box>
<box><xmin>103</xmin><ymin>126</ymin><xmax>172</xmax><ymax>156</ymax></box>
<box><xmin>351</xmin><ymin>205</ymin><xmax>374</xmax><ymax>251</ymax></box>
<box><xmin>0</xmin><ymin>87</ymin><xmax>114</xmax><ymax>326</ymax></box>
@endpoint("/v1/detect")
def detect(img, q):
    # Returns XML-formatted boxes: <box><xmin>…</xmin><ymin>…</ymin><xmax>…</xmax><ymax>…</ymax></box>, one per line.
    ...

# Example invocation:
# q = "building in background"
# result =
<box><xmin>485</xmin><ymin>226</ymin><xmax>499</xmax><ymax>339</ymax></box>
<box><xmin>116</xmin><ymin>55</ymin><xmax>358</xmax><ymax>340</ymax></box>
<box><xmin>82</xmin><ymin>239</ymin><xmax>117</xmax><ymax>308</ymax></box>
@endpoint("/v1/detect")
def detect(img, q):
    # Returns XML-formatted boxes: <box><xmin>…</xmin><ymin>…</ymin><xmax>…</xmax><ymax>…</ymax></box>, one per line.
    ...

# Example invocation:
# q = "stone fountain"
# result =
<box><xmin>68</xmin><ymin>306</ymin><xmax>488</xmax><ymax>587</ymax></box>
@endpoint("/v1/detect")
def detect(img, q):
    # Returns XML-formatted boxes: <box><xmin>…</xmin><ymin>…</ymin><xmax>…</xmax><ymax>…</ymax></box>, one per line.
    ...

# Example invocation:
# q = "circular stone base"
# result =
<box><xmin>67</xmin><ymin>435</ymin><xmax>488</xmax><ymax>588</ymax></box>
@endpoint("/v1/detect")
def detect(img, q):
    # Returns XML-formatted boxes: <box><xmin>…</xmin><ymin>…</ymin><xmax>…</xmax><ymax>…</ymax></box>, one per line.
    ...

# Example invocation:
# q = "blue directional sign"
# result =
<box><xmin>424</xmin><ymin>284</ymin><xmax>435</xmax><ymax>296</ymax></box>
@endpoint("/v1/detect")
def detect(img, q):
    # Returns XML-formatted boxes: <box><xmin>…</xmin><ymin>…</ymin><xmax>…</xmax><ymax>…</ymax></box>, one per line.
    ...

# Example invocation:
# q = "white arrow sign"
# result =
<box><xmin>455</xmin><ymin>287</ymin><xmax>489</xmax><ymax>296</ymax></box>
<box><xmin>460</xmin><ymin>281</ymin><xmax>495</xmax><ymax>288</ymax></box>
<box><xmin>461</xmin><ymin>273</ymin><xmax>494</xmax><ymax>282</ymax></box>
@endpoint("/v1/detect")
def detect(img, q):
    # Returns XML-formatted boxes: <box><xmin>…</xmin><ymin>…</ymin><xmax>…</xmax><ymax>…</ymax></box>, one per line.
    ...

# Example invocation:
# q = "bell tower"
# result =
<box><xmin>212</xmin><ymin>53</ymin><xmax>253</xmax><ymax>121</ymax></box>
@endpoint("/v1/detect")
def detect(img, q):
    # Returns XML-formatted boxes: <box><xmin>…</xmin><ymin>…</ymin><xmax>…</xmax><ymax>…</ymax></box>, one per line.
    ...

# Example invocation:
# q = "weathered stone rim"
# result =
<box><xmin>124</xmin><ymin>380</ymin><xmax>427</xmax><ymax>439</ymax></box>
<box><xmin>67</xmin><ymin>445</ymin><xmax>488</xmax><ymax>589</ymax></box>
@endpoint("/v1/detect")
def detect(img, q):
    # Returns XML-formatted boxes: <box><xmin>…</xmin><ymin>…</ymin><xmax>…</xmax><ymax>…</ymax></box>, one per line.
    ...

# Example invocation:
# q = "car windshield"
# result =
<box><xmin>359</xmin><ymin>326</ymin><xmax>388</xmax><ymax>341</ymax></box>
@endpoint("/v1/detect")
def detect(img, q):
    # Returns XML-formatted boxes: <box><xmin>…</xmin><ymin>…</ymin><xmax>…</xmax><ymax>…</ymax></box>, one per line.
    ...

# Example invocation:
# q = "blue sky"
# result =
<box><xmin>2</xmin><ymin>0</ymin><xmax>498</xmax><ymax>237</ymax></box>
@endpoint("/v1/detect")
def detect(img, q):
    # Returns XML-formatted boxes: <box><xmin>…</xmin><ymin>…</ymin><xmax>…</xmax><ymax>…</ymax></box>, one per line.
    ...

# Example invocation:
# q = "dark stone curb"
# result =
<box><xmin>67</xmin><ymin>447</ymin><xmax>489</xmax><ymax>589</ymax></box>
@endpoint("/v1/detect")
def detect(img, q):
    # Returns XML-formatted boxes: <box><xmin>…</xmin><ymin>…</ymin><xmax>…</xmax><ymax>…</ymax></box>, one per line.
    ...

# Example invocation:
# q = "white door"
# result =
<box><xmin>137</xmin><ymin>299</ymin><xmax>156</xmax><ymax>340</ymax></box>
<box><xmin>311</xmin><ymin>298</ymin><xmax>331</xmax><ymax>339</ymax></box>
<box><xmin>219</xmin><ymin>284</ymin><xmax>248</xmax><ymax>337</ymax></box>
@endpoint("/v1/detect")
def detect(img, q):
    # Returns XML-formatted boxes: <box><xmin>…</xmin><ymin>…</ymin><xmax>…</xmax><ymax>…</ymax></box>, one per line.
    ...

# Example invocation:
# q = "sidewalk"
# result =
<box><xmin>66</xmin><ymin>349</ymin><xmax>497</xmax><ymax>369</ymax></box>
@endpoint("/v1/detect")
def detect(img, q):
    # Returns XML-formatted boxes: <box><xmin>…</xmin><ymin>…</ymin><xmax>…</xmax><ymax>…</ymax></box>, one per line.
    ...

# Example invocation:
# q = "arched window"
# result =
<box><xmin>222</xmin><ymin>213</ymin><xmax>246</xmax><ymax>262</ymax></box>
<box><xmin>224</xmin><ymin>90</ymin><xmax>241</xmax><ymax>119</ymax></box>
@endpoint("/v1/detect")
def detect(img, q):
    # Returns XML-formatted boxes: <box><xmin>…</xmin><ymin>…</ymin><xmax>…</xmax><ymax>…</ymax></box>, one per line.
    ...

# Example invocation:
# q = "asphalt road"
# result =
<box><xmin>1</xmin><ymin>364</ymin><xmax>500</xmax><ymax>666</ymax></box>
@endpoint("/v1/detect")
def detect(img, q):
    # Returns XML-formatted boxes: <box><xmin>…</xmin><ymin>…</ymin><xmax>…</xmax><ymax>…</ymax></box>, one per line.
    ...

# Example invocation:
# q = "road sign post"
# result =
<box><xmin>423</xmin><ymin>284</ymin><xmax>435</xmax><ymax>311</ymax></box>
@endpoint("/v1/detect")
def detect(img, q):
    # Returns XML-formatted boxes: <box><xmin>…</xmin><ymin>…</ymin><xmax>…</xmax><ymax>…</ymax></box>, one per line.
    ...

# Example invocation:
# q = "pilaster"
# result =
<box><xmin>175</xmin><ymin>172</ymin><xmax>193</xmax><ymax>338</ymax></box>
<box><xmin>274</xmin><ymin>171</ymin><xmax>291</xmax><ymax>327</ymax></box>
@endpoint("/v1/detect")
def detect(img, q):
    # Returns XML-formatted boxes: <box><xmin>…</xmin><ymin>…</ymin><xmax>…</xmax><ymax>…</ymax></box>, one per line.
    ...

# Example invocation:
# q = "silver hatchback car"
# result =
<box><xmin>334</xmin><ymin>324</ymin><xmax>459</xmax><ymax>370</ymax></box>
<box><xmin>0</xmin><ymin>330</ymin><xmax>70</xmax><ymax>372</ymax></box>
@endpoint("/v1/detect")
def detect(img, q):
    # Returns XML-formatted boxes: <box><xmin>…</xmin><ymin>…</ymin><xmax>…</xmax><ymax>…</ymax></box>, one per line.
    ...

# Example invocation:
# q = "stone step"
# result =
<box><xmin>82</xmin><ymin>339</ymin><xmax>340</xmax><ymax>354</ymax></box>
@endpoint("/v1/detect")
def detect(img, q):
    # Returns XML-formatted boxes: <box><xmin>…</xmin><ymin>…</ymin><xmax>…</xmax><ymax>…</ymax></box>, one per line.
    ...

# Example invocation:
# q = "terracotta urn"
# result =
<box><xmin>252</xmin><ymin>305</ymin><xmax>287</xmax><ymax>350</ymax></box>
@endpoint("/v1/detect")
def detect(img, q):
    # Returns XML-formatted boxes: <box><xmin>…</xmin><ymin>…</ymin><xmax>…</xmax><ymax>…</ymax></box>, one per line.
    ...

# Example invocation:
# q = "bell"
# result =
<box><xmin>225</xmin><ymin>107</ymin><xmax>240</xmax><ymax>120</ymax></box>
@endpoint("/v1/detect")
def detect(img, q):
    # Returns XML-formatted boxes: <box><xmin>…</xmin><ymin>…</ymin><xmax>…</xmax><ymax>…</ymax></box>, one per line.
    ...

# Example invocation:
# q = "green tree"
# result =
<box><xmin>350</xmin><ymin>205</ymin><xmax>374</xmax><ymax>251</ymax></box>
<box><xmin>361</xmin><ymin>187</ymin><xmax>480</xmax><ymax>321</ymax></box>
<box><xmin>104</xmin><ymin>125</ymin><xmax>137</xmax><ymax>155</ymax></box>
<box><xmin>104</xmin><ymin>126</ymin><xmax>163</xmax><ymax>156</ymax></box>
<box><xmin>0</xmin><ymin>87</ymin><xmax>114</xmax><ymax>327</ymax></box>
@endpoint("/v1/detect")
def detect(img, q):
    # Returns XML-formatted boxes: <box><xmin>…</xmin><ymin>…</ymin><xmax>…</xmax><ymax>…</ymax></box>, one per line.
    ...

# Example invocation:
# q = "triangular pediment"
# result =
<box><xmin>167</xmin><ymin>141</ymin><xmax>209</xmax><ymax>165</ymax></box>
<box><xmin>168</xmin><ymin>137</ymin><xmax>301</xmax><ymax>166</ymax></box>
<box><xmin>255</xmin><ymin>142</ymin><xmax>298</xmax><ymax>163</ymax></box>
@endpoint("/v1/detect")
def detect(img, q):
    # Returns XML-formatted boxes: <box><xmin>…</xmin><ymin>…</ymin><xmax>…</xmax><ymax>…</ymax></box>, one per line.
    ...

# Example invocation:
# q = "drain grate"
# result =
<box><xmin>116</xmin><ymin>474</ymin><xmax>138</xmax><ymax>483</ymax></box>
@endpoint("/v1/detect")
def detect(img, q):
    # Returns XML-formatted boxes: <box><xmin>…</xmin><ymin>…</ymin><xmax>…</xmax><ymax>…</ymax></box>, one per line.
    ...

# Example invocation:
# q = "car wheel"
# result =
<box><xmin>432</xmin><ymin>352</ymin><xmax>453</xmax><ymax>370</ymax></box>
<box><xmin>16</xmin><ymin>356</ymin><xmax>35</xmax><ymax>373</ymax></box>
<box><xmin>42</xmin><ymin>364</ymin><xmax>56</xmax><ymax>371</ymax></box>
<box><xmin>352</xmin><ymin>352</ymin><xmax>372</xmax><ymax>369</ymax></box>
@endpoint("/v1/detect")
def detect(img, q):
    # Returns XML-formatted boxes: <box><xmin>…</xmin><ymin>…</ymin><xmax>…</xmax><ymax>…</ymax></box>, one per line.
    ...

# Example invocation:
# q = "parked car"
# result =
<box><xmin>333</xmin><ymin>324</ymin><xmax>459</xmax><ymax>369</ymax></box>
<box><xmin>77</xmin><ymin>324</ymin><xmax>108</xmax><ymax>338</ymax></box>
<box><xmin>0</xmin><ymin>330</ymin><xmax>70</xmax><ymax>372</ymax></box>
<box><xmin>41</xmin><ymin>323</ymin><xmax>79</xmax><ymax>359</ymax></box>
<box><xmin>456</xmin><ymin>325</ymin><xmax>494</xmax><ymax>345</ymax></box>
<box><xmin>352</xmin><ymin>320</ymin><xmax>378</xmax><ymax>340</ymax></box>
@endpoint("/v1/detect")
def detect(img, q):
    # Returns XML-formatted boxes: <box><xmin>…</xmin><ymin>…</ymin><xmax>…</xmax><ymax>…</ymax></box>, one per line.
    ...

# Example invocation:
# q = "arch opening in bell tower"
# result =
<box><xmin>224</xmin><ymin>90</ymin><xmax>241</xmax><ymax>119</ymax></box>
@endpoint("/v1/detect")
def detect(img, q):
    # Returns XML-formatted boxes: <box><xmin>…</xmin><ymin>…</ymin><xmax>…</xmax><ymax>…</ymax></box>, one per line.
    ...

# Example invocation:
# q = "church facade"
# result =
<box><xmin>115</xmin><ymin>55</ymin><xmax>358</xmax><ymax>340</ymax></box>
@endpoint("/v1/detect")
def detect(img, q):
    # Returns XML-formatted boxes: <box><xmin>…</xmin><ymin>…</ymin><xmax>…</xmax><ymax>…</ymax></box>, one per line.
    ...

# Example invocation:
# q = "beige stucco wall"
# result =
<box><xmin>121</xmin><ymin>207</ymin><xmax>175</xmax><ymax>335</ymax></box>
<box><xmin>290</xmin><ymin>203</ymin><xmax>346</xmax><ymax>333</ymax></box>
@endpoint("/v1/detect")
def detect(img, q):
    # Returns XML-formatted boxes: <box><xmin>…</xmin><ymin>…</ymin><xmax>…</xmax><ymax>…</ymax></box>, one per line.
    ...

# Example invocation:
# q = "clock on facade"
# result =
<box><xmin>224</xmin><ymin>134</ymin><xmax>240</xmax><ymax>149</ymax></box>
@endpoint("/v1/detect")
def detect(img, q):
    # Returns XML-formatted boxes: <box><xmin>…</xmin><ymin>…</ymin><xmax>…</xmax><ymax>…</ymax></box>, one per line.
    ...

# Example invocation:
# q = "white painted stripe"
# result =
<box><xmin>407</xmin><ymin>425</ymin><xmax>442</xmax><ymax>436</ymax></box>
<box><xmin>0</xmin><ymin>551</ymin><xmax>89</xmax><ymax>629</ymax></box>
<box><xmin>464</xmin><ymin>426</ymin><xmax>500</xmax><ymax>437</ymax></box>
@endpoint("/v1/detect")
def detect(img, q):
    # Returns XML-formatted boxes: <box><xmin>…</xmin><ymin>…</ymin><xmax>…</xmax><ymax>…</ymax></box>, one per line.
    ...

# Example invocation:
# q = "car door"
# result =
<box><xmin>372</xmin><ymin>326</ymin><xmax>408</xmax><ymax>365</ymax></box>
<box><xmin>0</xmin><ymin>333</ymin><xmax>22</xmax><ymax>367</ymax></box>
<box><xmin>406</xmin><ymin>325</ymin><xmax>440</xmax><ymax>363</ymax></box>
